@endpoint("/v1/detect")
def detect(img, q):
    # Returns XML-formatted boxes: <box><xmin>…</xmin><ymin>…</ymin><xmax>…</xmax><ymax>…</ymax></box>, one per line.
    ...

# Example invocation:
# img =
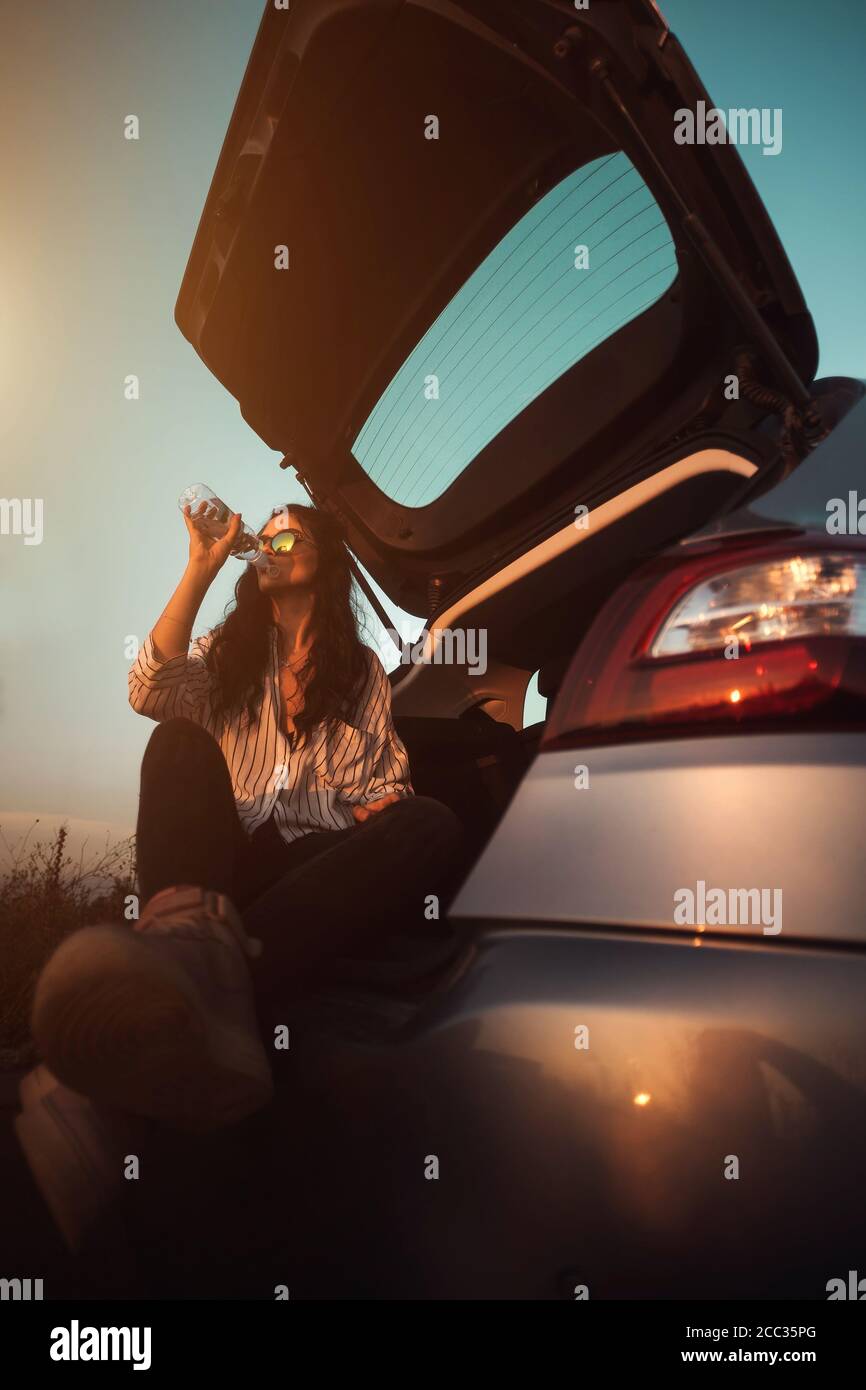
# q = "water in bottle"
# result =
<box><xmin>178</xmin><ymin>484</ymin><xmax>268</xmax><ymax>566</ymax></box>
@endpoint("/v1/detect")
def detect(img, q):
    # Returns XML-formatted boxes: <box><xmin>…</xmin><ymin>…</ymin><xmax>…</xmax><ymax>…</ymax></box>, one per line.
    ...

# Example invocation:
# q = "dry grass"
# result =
<box><xmin>0</xmin><ymin>821</ymin><xmax>137</xmax><ymax>1071</ymax></box>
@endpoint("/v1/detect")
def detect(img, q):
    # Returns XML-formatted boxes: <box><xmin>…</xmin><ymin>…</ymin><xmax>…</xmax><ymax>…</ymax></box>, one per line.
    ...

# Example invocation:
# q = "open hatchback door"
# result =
<box><xmin>175</xmin><ymin>0</ymin><xmax>819</xmax><ymax>618</ymax></box>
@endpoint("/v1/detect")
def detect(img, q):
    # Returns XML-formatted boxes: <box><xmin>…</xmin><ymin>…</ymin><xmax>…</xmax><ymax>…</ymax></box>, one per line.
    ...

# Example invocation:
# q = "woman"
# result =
<box><xmin>26</xmin><ymin>500</ymin><xmax>463</xmax><ymax>1146</ymax></box>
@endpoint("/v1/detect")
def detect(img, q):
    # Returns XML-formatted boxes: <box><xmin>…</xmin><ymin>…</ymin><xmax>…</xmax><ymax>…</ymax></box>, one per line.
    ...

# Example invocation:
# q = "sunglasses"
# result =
<box><xmin>257</xmin><ymin>528</ymin><xmax>317</xmax><ymax>556</ymax></box>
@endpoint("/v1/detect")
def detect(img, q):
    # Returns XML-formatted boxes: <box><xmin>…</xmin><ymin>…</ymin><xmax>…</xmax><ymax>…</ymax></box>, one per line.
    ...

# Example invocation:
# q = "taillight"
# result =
<box><xmin>542</xmin><ymin>537</ymin><xmax>866</xmax><ymax>750</ymax></box>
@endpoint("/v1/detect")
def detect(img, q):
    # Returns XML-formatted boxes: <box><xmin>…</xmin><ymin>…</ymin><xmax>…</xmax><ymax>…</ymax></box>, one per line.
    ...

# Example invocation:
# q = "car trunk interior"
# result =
<box><xmin>391</xmin><ymin>448</ymin><xmax>763</xmax><ymax>837</ymax></box>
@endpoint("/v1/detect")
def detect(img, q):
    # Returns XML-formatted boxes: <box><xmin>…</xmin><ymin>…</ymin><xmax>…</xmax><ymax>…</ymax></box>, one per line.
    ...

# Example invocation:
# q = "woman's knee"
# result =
<box><xmin>390</xmin><ymin>794</ymin><xmax>463</xmax><ymax>848</ymax></box>
<box><xmin>141</xmin><ymin>717</ymin><xmax>223</xmax><ymax>774</ymax></box>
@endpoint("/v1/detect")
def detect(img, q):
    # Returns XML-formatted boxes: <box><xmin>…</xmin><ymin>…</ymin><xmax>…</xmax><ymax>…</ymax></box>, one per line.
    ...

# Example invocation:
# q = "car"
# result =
<box><xmin>138</xmin><ymin>0</ymin><xmax>866</xmax><ymax>1299</ymax></box>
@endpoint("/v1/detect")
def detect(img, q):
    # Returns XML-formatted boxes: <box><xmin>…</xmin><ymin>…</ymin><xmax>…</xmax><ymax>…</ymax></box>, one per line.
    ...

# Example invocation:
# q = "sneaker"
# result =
<box><xmin>14</xmin><ymin>1065</ymin><xmax>128</xmax><ymax>1253</ymax></box>
<box><xmin>30</xmin><ymin>886</ymin><xmax>274</xmax><ymax>1132</ymax></box>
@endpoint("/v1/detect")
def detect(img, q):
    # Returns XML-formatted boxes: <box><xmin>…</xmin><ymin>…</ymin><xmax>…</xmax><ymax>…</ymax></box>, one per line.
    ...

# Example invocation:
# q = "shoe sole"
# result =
<box><xmin>32</xmin><ymin>927</ymin><xmax>273</xmax><ymax>1132</ymax></box>
<box><xmin>20</xmin><ymin>1062</ymin><xmax>59</xmax><ymax>1109</ymax></box>
<box><xmin>14</xmin><ymin>1082</ymin><xmax>121</xmax><ymax>1252</ymax></box>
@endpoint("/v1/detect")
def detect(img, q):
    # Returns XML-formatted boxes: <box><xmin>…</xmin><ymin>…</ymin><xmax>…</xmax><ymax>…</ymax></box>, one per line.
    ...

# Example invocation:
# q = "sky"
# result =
<box><xmin>1</xmin><ymin>0</ymin><xmax>865</xmax><ymax>859</ymax></box>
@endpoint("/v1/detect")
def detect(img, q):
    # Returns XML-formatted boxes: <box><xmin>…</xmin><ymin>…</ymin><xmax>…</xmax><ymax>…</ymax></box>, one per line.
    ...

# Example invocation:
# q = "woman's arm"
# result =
<box><xmin>152</xmin><ymin>505</ymin><xmax>243</xmax><ymax>658</ymax></box>
<box><xmin>128</xmin><ymin>504</ymin><xmax>243</xmax><ymax>721</ymax></box>
<box><xmin>350</xmin><ymin>648</ymin><xmax>414</xmax><ymax>820</ymax></box>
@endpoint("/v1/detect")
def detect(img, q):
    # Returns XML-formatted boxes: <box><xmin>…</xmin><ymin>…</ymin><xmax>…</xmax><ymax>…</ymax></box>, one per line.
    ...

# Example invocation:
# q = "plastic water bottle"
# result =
<box><xmin>178</xmin><ymin>484</ymin><xmax>267</xmax><ymax>566</ymax></box>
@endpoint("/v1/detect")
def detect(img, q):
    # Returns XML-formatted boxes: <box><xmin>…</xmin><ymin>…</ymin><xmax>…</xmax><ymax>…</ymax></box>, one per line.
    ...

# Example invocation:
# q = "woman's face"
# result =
<box><xmin>255</xmin><ymin>509</ymin><xmax>319</xmax><ymax>592</ymax></box>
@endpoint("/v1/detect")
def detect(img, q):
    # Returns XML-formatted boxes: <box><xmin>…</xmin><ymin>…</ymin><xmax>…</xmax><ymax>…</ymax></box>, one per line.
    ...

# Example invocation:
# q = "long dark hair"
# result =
<box><xmin>204</xmin><ymin>503</ymin><xmax>370</xmax><ymax>736</ymax></box>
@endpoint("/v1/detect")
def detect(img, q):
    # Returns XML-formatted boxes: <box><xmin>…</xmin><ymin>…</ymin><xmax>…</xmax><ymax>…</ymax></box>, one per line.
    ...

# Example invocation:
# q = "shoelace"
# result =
<box><xmin>137</xmin><ymin>888</ymin><xmax>263</xmax><ymax>960</ymax></box>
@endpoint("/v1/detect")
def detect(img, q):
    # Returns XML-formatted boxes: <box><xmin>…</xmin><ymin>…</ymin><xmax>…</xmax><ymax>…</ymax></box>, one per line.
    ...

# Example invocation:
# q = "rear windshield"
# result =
<box><xmin>352</xmin><ymin>151</ymin><xmax>677</xmax><ymax>508</ymax></box>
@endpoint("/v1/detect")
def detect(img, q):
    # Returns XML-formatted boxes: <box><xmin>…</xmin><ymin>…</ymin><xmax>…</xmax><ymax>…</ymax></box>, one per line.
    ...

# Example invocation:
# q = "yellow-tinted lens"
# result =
<box><xmin>270</xmin><ymin>531</ymin><xmax>297</xmax><ymax>554</ymax></box>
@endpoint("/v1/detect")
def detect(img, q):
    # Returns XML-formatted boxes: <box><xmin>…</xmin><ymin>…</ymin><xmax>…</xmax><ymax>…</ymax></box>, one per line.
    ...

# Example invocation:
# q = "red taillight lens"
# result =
<box><xmin>542</xmin><ymin>539</ymin><xmax>866</xmax><ymax>750</ymax></box>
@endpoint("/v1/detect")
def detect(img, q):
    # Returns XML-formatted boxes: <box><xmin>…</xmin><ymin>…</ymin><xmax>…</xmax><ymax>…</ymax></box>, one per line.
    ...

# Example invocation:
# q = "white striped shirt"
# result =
<box><xmin>128</xmin><ymin>627</ymin><xmax>414</xmax><ymax>844</ymax></box>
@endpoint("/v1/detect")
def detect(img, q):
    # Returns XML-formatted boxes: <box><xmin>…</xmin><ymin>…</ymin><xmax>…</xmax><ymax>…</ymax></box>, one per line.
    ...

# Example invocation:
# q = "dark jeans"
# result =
<box><xmin>135</xmin><ymin>718</ymin><xmax>465</xmax><ymax>1017</ymax></box>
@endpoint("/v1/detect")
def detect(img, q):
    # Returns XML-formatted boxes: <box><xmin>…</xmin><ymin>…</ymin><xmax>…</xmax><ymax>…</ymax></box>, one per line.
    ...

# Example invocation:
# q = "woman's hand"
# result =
<box><xmin>352</xmin><ymin>793</ymin><xmax>402</xmax><ymax>824</ymax></box>
<box><xmin>182</xmin><ymin>501</ymin><xmax>243</xmax><ymax>581</ymax></box>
